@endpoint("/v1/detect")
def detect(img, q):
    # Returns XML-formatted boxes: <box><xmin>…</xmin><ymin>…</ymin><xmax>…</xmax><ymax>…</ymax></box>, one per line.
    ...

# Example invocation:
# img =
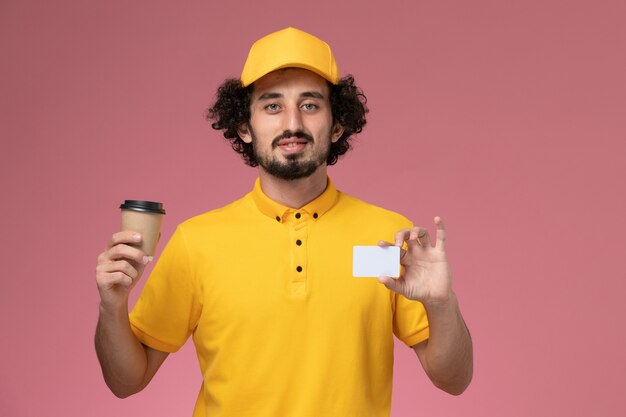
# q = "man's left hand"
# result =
<box><xmin>377</xmin><ymin>217</ymin><xmax>452</xmax><ymax>305</ymax></box>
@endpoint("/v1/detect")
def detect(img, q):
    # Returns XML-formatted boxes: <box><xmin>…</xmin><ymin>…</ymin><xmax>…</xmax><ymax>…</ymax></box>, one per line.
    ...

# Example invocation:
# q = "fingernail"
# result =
<box><xmin>133</xmin><ymin>233</ymin><xmax>141</xmax><ymax>241</ymax></box>
<box><xmin>142</xmin><ymin>256</ymin><xmax>149</xmax><ymax>264</ymax></box>
<box><xmin>147</xmin><ymin>256</ymin><xmax>154</xmax><ymax>262</ymax></box>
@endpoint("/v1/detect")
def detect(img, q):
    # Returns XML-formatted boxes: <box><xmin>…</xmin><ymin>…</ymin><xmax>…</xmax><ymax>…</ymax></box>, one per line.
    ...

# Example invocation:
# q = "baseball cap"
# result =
<box><xmin>240</xmin><ymin>27</ymin><xmax>340</xmax><ymax>87</ymax></box>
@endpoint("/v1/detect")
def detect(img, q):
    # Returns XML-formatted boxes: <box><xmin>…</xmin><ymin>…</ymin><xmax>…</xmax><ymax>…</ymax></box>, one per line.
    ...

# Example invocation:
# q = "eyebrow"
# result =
<box><xmin>257</xmin><ymin>91</ymin><xmax>326</xmax><ymax>100</ymax></box>
<box><xmin>301</xmin><ymin>91</ymin><xmax>325</xmax><ymax>99</ymax></box>
<box><xmin>258</xmin><ymin>93</ymin><xmax>282</xmax><ymax>100</ymax></box>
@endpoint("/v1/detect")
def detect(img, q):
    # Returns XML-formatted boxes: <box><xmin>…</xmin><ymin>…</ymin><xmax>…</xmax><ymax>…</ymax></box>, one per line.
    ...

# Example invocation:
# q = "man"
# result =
<box><xmin>95</xmin><ymin>27</ymin><xmax>472</xmax><ymax>416</ymax></box>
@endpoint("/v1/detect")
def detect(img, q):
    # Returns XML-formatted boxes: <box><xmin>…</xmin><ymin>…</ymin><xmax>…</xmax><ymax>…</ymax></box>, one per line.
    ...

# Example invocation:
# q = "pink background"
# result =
<box><xmin>1</xmin><ymin>0</ymin><xmax>625</xmax><ymax>415</ymax></box>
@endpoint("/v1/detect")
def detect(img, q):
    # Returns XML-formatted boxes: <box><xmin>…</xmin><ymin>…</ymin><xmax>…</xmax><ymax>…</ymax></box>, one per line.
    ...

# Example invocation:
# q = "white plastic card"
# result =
<box><xmin>352</xmin><ymin>246</ymin><xmax>400</xmax><ymax>278</ymax></box>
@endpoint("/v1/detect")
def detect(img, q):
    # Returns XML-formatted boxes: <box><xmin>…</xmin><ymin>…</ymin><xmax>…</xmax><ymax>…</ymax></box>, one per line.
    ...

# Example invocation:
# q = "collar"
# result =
<box><xmin>251</xmin><ymin>177</ymin><xmax>339</xmax><ymax>223</ymax></box>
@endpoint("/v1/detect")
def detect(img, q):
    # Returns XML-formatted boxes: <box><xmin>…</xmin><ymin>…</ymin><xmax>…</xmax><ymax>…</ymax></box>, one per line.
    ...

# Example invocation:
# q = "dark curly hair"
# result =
<box><xmin>206</xmin><ymin>75</ymin><xmax>368</xmax><ymax>166</ymax></box>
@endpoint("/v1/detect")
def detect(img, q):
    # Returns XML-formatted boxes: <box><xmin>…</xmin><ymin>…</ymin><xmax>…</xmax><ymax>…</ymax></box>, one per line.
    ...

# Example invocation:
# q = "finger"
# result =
<box><xmin>96</xmin><ymin>260</ymin><xmax>139</xmax><ymax>281</ymax></box>
<box><xmin>394</xmin><ymin>228</ymin><xmax>412</xmax><ymax>247</ymax></box>
<box><xmin>105</xmin><ymin>243</ymin><xmax>148</xmax><ymax>265</ymax></box>
<box><xmin>378</xmin><ymin>241</ymin><xmax>408</xmax><ymax>260</ymax></box>
<box><xmin>97</xmin><ymin>271</ymin><xmax>134</xmax><ymax>290</ymax></box>
<box><xmin>377</xmin><ymin>275</ymin><xmax>405</xmax><ymax>294</ymax></box>
<box><xmin>434</xmin><ymin>216</ymin><xmax>446</xmax><ymax>250</ymax></box>
<box><xmin>407</xmin><ymin>227</ymin><xmax>430</xmax><ymax>249</ymax></box>
<box><xmin>106</xmin><ymin>231</ymin><xmax>142</xmax><ymax>250</ymax></box>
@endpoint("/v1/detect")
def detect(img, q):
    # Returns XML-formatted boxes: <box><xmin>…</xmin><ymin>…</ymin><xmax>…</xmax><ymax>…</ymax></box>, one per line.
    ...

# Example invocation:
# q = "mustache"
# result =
<box><xmin>271</xmin><ymin>130</ymin><xmax>314</xmax><ymax>148</ymax></box>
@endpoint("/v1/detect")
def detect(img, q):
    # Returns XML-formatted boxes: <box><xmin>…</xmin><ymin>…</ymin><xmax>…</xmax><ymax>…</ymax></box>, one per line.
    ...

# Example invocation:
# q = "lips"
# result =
<box><xmin>277</xmin><ymin>137</ymin><xmax>309</xmax><ymax>153</ymax></box>
<box><xmin>278</xmin><ymin>137</ymin><xmax>308</xmax><ymax>146</ymax></box>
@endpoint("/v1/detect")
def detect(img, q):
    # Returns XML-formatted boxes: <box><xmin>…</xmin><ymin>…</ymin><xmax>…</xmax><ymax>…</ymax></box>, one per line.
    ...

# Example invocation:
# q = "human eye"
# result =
<box><xmin>301</xmin><ymin>102</ymin><xmax>319</xmax><ymax>111</ymax></box>
<box><xmin>264</xmin><ymin>103</ymin><xmax>281</xmax><ymax>113</ymax></box>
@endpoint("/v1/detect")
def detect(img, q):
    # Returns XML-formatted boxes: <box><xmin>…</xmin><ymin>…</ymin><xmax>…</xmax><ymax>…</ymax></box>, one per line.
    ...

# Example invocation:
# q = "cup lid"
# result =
<box><xmin>120</xmin><ymin>200</ymin><xmax>166</xmax><ymax>214</ymax></box>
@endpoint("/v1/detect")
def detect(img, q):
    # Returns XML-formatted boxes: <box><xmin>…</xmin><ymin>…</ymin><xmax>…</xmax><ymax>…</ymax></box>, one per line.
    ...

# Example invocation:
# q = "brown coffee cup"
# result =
<box><xmin>120</xmin><ymin>200</ymin><xmax>166</xmax><ymax>256</ymax></box>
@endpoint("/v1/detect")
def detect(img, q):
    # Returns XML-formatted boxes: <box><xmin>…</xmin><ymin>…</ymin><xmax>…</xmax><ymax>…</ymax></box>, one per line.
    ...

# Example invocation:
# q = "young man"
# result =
<box><xmin>95</xmin><ymin>27</ymin><xmax>472</xmax><ymax>417</ymax></box>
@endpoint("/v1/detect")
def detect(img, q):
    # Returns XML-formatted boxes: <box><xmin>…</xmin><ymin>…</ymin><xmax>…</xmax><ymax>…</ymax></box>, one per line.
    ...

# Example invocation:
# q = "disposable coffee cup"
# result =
<box><xmin>120</xmin><ymin>200</ymin><xmax>166</xmax><ymax>256</ymax></box>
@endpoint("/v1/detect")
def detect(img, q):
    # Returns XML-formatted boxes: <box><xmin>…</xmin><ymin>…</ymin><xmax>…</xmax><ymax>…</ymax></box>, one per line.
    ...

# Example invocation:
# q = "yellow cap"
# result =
<box><xmin>240</xmin><ymin>27</ymin><xmax>340</xmax><ymax>87</ymax></box>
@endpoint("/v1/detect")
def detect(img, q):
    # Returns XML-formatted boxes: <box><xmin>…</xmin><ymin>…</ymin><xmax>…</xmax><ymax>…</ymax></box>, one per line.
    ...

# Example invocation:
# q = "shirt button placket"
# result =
<box><xmin>290</xmin><ymin>211</ymin><xmax>307</xmax><ymax>297</ymax></box>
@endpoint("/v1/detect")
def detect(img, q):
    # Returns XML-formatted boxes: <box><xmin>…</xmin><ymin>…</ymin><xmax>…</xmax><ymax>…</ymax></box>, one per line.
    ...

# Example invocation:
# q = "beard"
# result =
<box><xmin>251</xmin><ymin>128</ymin><xmax>331</xmax><ymax>181</ymax></box>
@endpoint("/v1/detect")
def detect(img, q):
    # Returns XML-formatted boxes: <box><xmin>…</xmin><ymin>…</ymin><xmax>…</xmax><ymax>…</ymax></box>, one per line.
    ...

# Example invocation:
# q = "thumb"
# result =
<box><xmin>377</xmin><ymin>276</ymin><xmax>404</xmax><ymax>294</ymax></box>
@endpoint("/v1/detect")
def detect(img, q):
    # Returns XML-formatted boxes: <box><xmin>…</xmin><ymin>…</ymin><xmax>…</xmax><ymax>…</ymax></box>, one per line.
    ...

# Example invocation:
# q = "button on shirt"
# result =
<box><xmin>129</xmin><ymin>177</ymin><xmax>429</xmax><ymax>417</ymax></box>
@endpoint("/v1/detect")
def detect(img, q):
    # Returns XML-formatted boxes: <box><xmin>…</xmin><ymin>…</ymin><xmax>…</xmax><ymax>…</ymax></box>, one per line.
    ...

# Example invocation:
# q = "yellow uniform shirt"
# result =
<box><xmin>129</xmin><ymin>178</ymin><xmax>429</xmax><ymax>417</ymax></box>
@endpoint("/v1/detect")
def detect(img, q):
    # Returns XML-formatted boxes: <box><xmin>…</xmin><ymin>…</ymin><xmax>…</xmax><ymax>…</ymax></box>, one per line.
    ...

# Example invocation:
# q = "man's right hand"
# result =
<box><xmin>94</xmin><ymin>231</ymin><xmax>168</xmax><ymax>398</ymax></box>
<box><xmin>96</xmin><ymin>231</ymin><xmax>150</xmax><ymax>309</ymax></box>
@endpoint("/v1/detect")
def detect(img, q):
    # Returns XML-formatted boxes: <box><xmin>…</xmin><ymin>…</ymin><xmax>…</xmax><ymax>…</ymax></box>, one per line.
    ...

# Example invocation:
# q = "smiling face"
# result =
<box><xmin>238</xmin><ymin>68</ymin><xmax>344</xmax><ymax>181</ymax></box>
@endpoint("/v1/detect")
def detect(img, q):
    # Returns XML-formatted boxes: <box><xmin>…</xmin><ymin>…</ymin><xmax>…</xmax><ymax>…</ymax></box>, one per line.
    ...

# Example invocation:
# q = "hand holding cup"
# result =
<box><xmin>95</xmin><ymin>201</ymin><xmax>165</xmax><ymax>309</ymax></box>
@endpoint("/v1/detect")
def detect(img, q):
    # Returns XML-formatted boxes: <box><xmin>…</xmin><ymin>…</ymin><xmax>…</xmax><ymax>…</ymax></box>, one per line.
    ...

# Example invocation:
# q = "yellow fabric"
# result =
<box><xmin>129</xmin><ymin>178</ymin><xmax>429</xmax><ymax>417</ymax></box>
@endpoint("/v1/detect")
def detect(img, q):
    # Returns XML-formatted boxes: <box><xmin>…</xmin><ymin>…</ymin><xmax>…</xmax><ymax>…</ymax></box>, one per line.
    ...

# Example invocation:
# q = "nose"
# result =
<box><xmin>283</xmin><ymin>104</ymin><xmax>304</xmax><ymax>133</ymax></box>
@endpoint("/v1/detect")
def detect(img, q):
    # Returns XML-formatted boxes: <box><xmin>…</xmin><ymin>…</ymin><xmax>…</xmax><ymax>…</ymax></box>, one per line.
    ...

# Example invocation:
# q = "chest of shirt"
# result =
<box><xmin>186</xmin><ymin>212</ymin><xmax>397</xmax><ymax>342</ymax></box>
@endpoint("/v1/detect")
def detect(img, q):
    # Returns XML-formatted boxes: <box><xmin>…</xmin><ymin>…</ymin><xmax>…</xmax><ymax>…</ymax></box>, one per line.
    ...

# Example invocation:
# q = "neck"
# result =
<box><xmin>258</xmin><ymin>165</ymin><xmax>328</xmax><ymax>209</ymax></box>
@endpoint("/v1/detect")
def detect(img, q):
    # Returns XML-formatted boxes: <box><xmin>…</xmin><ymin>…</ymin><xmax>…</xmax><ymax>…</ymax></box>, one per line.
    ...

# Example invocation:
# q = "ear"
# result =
<box><xmin>237</xmin><ymin>123</ymin><xmax>252</xmax><ymax>144</ymax></box>
<box><xmin>330</xmin><ymin>122</ymin><xmax>344</xmax><ymax>143</ymax></box>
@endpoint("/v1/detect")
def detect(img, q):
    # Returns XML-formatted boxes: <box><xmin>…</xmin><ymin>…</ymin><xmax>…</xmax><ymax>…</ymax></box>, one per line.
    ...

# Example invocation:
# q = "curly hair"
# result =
<box><xmin>206</xmin><ymin>75</ymin><xmax>368</xmax><ymax>167</ymax></box>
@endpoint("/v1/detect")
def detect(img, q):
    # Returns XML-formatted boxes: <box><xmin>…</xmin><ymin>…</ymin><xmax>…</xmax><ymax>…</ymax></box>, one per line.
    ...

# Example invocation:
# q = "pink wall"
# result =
<box><xmin>1</xmin><ymin>0</ymin><xmax>625</xmax><ymax>415</ymax></box>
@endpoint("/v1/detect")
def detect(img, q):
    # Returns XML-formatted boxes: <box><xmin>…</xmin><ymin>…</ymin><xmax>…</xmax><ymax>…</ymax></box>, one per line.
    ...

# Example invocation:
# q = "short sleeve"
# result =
<box><xmin>392</xmin><ymin>293</ymin><xmax>430</xmax><ymax>347</ymax></box>
<box><xmin>129</xmin><ymin>225</ymin><xmax>202</xmax><ymax>352</ymax></box>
